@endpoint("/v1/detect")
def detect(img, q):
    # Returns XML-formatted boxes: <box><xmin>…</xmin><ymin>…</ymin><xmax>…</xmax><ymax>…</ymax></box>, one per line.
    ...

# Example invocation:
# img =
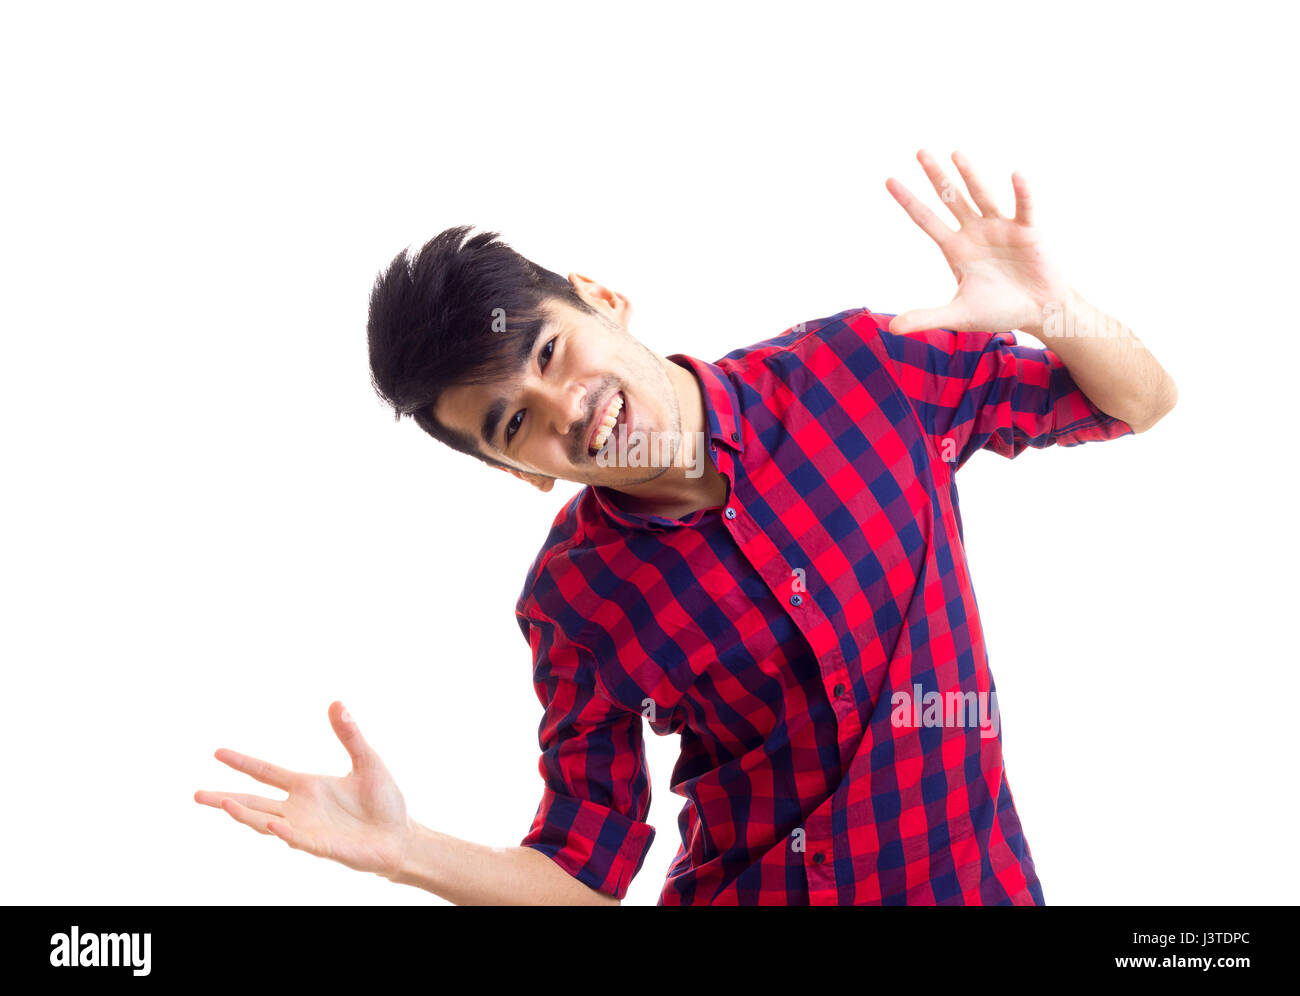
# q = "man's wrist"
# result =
<box><xmin>1023</xmin><ymin>286</ymin><xmax>1081</xmax><ymax>340</ymax></box>
<box><xmin>385</xmin><ymin>816</ymin><xmax>432</xmax><ymax>888</ymax></box>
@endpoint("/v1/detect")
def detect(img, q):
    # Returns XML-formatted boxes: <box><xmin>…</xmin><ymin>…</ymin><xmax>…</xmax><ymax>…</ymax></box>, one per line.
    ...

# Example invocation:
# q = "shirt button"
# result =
<box><xmin>730</xmin><ymin>430</ymin><xmax>740</xmax><ymax>442</ymax></box>
<box><xmin>833</xmin><ymin>683</ymin><xmax>845</xmax><ymax>697</ymax></box>
<box><xmin>790</xmin><ymin>594</ymin><xmax>803</xmax><ymax>606</ymax></box>
<box><xmin>724</xmin><ymin>507</ymin><xmax>737</xmax><ymax>519</ymax></box>
<box><xmin>813</xmin><ymin>852</ymin><xmax>826</xmax><ymax>864</ymax></box>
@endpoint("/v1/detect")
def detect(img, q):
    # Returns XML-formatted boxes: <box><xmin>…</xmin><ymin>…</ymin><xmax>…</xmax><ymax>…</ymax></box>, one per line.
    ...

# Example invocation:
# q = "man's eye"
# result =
<box><xmin>505</xmin><ymin>410</ymin><xmax>524</xmax><ymax>445</ymax></box>
<box><xmin>505</xmin><ymin>338</ymin><xmax>556</xmax><ymax>447</ymax></box>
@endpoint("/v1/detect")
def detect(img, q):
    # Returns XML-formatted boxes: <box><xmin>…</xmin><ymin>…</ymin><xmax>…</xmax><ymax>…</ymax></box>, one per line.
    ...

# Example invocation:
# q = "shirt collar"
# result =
<box><xmin>666</xmin><ymin>352</ymin><xmax>744</xmax><ymax>457</ymax></box>
<box><xmin>587</xmin><ymin>353</ymin><xmax>743</xmax><ymax>529</ymax></box>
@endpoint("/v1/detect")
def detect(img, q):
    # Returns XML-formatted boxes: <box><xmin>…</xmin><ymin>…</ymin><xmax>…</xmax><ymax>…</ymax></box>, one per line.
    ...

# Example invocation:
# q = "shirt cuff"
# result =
<box><xmin>520</xmin><ymin>785</ymin><xmax>656</xmax><ymax>901</ymax></box>
<box><xmin>1043</xmin><ymin>348</ymin><xmax>1136</xmax><ymax>445</ymax></box>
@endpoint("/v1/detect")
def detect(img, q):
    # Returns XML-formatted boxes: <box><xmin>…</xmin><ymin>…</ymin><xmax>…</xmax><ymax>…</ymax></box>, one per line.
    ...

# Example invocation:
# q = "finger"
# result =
<box><xmin>266</xmin><ymin>819</ymin><xmax>322</xmax><ymax>858</ymax></box>
<box><xmin>916</xmin><ymin>148</ymin><xmax>976</xmax><ymax>225</ymax></box>
<box><xmin>885</xmin><ymin>177</ymin><xmax>958</xmax><ymax>249</ymax></box>
<box><xmin>888</xmin><ymin>305</ymin><xmax>969</xmax><ymax>335</ymax></box>
<box><xmin>329</xmin><ymin>701</ymin><xmax>378</xmax><ymax>772</ymax></box>
<box><xmin>213</xmin><ymin>748</ymin><xmax>297</xmax><ymax>792</ymax></box>
<box><xmin>950</xmin><ymin>150</ymin><xmax>1002</xmax><ymax>218</ymax></box>
<box><xmin>194</xmin><ymin>789</ymin><xmax>286</xmax><ymax>816</ymax></box>
<box><xmin>1011</xmin><ymin>171</ymin><xmax>1034</xmax><ymax>226</ymax></box>
<box><xmin>219</xmin><ymin>796</ymin><xmax>277</xmax><ymax>835</ymax></box>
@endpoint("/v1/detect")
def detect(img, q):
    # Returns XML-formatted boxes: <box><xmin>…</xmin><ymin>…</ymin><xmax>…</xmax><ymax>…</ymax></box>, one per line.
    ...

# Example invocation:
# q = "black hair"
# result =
<box><xmin>365</xmin><ymin>225</ymin><xmax>598</xmax><ymax>470</ymax></box>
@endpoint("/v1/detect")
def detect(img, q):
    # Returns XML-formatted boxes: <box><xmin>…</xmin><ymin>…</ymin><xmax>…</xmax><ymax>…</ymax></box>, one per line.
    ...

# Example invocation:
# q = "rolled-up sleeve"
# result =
<box><xmin>873</xmin><ymin>316</ymin><xmax>1133</xmax><ymax>470</ymax></box>
<box><xmin>517</xmin><ymin>613</ymin><xmax>656</xmax><ymax>901</ymax></box>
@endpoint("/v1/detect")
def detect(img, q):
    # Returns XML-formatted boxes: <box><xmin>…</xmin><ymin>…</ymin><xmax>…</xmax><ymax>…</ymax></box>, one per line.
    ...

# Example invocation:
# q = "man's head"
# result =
<box><xmin>366</xmin><ymin>225</ymin><xmax>686</xmax><ymax>492</ymax></box>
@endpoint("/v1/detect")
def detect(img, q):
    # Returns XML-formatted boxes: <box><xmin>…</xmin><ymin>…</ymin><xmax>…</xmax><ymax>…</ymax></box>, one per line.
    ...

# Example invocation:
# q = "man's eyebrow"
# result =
<box><xmin>481</xmin><ymin>397</ymin><xmax>507</xmax><ymax>453</ymax></box>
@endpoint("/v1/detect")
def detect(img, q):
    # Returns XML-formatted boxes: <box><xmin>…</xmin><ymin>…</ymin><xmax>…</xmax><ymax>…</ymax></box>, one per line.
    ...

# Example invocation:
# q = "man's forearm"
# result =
<box><xmin>384</xmin><ymin>820</ymin><xmax>621</xmax><ymax>906</ymax></box>
<box><xmin>1022</xmin><ymin>287</ymin><xmax>1178</xmax><ymax>433</ymax></box>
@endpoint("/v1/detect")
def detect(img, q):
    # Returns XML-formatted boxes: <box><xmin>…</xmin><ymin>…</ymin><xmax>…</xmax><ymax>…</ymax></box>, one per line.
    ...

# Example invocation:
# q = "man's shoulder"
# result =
<box><xmin>513</xmin><ymin>485</ymin><xmax>601</xmax><ymax>622</ymax></box>
<box><xmin>702</xmin><ymin>307</ymin><xmax>908</xmax><ymax>403</ymax></box>
<box><xmin>713</xmin><ymin>306</ymin><xmax>888</xmax><ymax>370</ymax></box>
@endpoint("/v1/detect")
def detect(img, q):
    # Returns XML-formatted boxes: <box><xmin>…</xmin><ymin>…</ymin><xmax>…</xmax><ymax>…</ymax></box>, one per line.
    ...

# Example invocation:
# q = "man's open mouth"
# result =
<box><xmin>588</xmin><ymin>390</ymin><xmax>626</xmax><ymax>457</ymax></box>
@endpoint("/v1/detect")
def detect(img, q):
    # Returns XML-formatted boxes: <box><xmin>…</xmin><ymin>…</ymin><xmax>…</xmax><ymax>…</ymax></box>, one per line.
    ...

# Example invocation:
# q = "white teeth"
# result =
<box><xmin>590</xmin><ymin>392</ymin><xmax>624</xmax><ymax>453</ymax></box>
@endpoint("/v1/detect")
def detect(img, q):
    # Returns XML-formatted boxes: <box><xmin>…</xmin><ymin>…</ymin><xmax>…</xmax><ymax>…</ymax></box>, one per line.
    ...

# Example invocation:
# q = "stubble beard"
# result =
<box><xmin>595</xmin><ymin>329</ymin><xmax>682</xmax><ymax>486</ymax></box>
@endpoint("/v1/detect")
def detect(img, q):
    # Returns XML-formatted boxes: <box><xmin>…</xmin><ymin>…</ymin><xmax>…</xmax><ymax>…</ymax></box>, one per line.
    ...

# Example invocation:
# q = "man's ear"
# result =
<box><xmin>568</xmin><ymin>272</ymin><xmax>632</xmax><ymax>327</ymax></box>
<box><xmin>492</xmin><ymin>463</ymin><xmax>556</xmax><ymax>493</ymax></box>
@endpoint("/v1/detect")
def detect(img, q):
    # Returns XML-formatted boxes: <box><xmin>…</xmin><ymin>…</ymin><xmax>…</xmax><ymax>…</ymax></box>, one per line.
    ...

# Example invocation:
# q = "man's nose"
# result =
<box><xmin>548</xmin><ymin>381</ymin><xmax>588</xmax><ymax>438</ymax></box>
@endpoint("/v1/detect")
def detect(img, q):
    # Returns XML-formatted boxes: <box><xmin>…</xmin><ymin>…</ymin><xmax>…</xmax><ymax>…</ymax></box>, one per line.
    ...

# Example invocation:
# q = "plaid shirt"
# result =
<box><xmin>515</xmin><ymin>306</ymin><xmax>1132</xmax><ymax>904</ymax></box>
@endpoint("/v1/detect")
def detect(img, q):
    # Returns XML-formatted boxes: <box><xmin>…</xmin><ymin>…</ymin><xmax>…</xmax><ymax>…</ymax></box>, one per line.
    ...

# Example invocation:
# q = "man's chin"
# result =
<box><xmin>587</xmin><ymin>463</ymin><xmax>675</xmax><ymax>489</ymax></box>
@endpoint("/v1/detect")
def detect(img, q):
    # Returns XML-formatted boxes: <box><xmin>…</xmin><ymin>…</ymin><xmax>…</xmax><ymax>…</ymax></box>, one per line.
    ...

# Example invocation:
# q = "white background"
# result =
<box><xmin>3</xmin><ymin>0</ymin><xmax>1296</xmax><ymax>905</ymax></box>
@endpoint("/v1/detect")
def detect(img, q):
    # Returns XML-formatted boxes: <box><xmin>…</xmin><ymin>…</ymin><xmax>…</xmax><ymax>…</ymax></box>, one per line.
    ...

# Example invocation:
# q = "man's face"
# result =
<box><xmin>434</xmin><ymin>275</ymin><xmax>684</xmax><ymax>492</ymax></box>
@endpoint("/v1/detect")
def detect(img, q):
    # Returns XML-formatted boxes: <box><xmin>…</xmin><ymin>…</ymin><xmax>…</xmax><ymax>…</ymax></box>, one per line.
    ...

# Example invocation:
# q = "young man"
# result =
<box><xmin>196</xmin><ymin>150</ymin><xmax>1176</xmax><ymax>905</ymax></box>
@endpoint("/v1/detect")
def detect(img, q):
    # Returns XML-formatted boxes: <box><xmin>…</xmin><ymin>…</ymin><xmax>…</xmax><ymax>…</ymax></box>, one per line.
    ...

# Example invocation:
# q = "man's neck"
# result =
<box><xmin>602</xmin><ymin>360</ymin><xmax>729</xmax><ymax>520</ymax></box>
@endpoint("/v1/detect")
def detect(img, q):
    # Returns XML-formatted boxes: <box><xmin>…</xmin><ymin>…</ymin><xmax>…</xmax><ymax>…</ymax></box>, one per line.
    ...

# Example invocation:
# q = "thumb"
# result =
<box><xmin>888</xmin><ymin>306</ymin><xmax>961</xmax><ymax>335</ymax></box>
<box><xmin>330</xmin><ymin>700</ymin><xmax>379</xmax><ymax>771</ymax></box>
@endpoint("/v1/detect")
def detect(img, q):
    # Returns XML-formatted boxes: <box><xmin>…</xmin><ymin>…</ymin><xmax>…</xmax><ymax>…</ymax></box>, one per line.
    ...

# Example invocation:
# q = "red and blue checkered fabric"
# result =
<box><xmin>516</xmin><ymin>306</ymin><xmax>1132</xmax><ymax>904</ymax></box>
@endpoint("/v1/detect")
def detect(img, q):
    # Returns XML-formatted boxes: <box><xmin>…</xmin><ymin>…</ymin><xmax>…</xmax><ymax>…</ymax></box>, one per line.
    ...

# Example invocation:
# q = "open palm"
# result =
<box><xmin>194</xmin><ymin>701</ymin><xmax>412</xmax><ymax>879</ymax></box>
<box><xmin>884</xmin><ymin>149</ymin><xmax>1070</xmax><ymax>335</ymax></box>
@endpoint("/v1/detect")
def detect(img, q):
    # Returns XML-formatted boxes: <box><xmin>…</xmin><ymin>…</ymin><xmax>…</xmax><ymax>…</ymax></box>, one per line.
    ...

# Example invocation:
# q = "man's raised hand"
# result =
<box><xmin>884</xmin><ymin>148</ymin><xmax>1071</xmax><ymax>337</ymax></box>
<box><xmin>194</xmin><ymin>701</ymin><xmax>413</xmax><ymax>880</ymax></box>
